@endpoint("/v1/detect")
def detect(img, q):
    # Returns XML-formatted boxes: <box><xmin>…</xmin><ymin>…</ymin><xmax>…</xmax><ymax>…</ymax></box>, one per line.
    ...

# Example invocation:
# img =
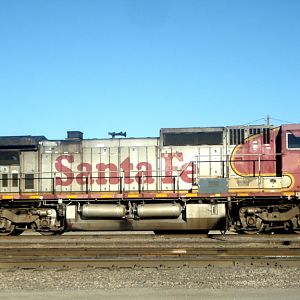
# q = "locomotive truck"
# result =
<box><xmin>0</xmin><ymin>123</ymin><xmax>300</xmax><ymax>235</ymax></box>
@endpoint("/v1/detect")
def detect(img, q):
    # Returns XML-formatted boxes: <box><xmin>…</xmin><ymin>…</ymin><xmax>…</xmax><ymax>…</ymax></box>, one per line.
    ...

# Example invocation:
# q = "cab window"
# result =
<box><xmin>287</xmin><ymin>133</ymin><xmax>300</xmax><ymax>149</ymax></box>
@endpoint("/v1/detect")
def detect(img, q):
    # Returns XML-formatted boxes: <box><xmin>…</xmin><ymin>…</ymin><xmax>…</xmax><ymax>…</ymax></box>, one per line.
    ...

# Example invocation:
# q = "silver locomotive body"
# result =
<box><xmin>2</xmin><ymin>123</ymin><xmax>299</xmax><ymax>235</ymax></box>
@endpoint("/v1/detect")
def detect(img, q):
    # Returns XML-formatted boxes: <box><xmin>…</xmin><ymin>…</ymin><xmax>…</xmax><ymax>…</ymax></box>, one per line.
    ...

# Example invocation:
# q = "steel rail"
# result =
<box><xmin>1</xmin><ymin>235</ymin><xmax>300</xmax><ymax>269</ymax></box>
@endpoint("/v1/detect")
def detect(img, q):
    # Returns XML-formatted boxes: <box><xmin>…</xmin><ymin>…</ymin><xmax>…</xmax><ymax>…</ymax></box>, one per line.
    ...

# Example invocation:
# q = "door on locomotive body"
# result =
<box><xmin>41</xmin><ymin>152</ymin><xmax>52</xmax><ymax>193</ymax></box>
<box><xmin>129</xmin><ymin>145</ymin><xmax>158</xmax><ymax>193</ymax></box>
<box><xmin>197</xmin><ymin>146</ymin><xmax>224</xmax><ymax>179</ymax></box>
<box><xmin>281</xmin><ymin>124</ymin><xmax>300</xmax><ymax>192</ymax></box>
<box><xmin>168</xmin><ymin>145</ymin><xmax>199</xmax><ymax>191</ymax></box>
<box><xmin>40</xmin><ymin>141</ymin><xmax>59</xmax><ymax>193</ymax></box>
<box><xmin>80</xmin><ymin>141</ymin><xmax>119</xmax><ymax>193</ymax></box>
<box><xmin>126</xmin><ymin>145</ymin><xmax>140</xmax><ymax>192</ymax></box>
<box><xmin>49</xmin><ymin>140</ymin><xmax>83</xmax><ymax>194</ymax></box>
<box><xmin>90</xmin><ymin>146</ymin><xmax>101</xmax><ymax>193</ymax></box>
<box><xmin>118</xmin><ymin>138</ymin><xmax>158</xmax><ymax>193</ymax></box>
<box><xmin>19</xmin><ymin>151</ymin><xmax>38</xmax><ymax>193</ymax></box>
<box><xmin>160</xmin><ymin>146</ymin><xmax>194</xmax><ymax>192</ymax></box>
<box><xmin>81</xmin><ymin>144</ymin><xmax>94</xmax><ymax>193</ymax></box>
<box><xmin>86</xmin><ymin>145</ymin><xmax>120</xmax><ymax>193</ymax></box>
<box><xmin>0</xmin><ymin>165</ymin><xmax>20</xmax><ymax>194</ymax></box>
<box><xmin>0</xmin><ymin>150</ymin><xmax>20</xmax><ymax>194</ymax></box>
<box><xmin>160</xmin><ymin>147</ymin><xmax>172</xmax><ymax>191</ymax></box>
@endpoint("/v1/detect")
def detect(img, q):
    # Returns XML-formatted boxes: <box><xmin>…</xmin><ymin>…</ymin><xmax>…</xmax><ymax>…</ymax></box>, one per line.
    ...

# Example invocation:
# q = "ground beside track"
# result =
<box><xmin>1</xmin><ymin>288</ymin><xmax>300</xmax><ymax>300</ymax></box>
<box><xmin>0</xmin><ymin>268</ymin><xmax>300</xmax><ymax>299</ymax></box>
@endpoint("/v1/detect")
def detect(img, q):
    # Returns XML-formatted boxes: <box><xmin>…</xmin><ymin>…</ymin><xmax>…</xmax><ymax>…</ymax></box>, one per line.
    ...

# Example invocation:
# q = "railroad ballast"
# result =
<box><xmin>0</xmin><ymin>123</ymin><xmax>300</xmax><ymax>235</ymax></box>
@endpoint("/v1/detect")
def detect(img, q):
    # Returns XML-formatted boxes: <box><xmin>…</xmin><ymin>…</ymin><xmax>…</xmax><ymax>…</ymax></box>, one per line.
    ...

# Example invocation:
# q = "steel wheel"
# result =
<box><xmin>0</xmin><ymin>218</ymin><xmax>23</xmax><ymax>236</ymax></box>
<box><xmin>38</xmin><ymin>228</ymin><xmax>65</xmax><ymax>236</ymax></box>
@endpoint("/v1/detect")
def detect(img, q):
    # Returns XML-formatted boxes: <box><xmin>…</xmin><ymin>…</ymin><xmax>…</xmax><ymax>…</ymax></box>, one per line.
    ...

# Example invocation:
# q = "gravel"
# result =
<box><xmin>0</xmin><ymin>266</ymin><xmax>300</xmax><ymax>290</ymax></box>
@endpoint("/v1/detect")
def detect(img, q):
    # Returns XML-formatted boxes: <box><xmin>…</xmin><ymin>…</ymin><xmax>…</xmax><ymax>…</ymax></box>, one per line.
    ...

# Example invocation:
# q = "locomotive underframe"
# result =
<box><xmin>231</xmin><ymin>198</ymin><xmax>300</xmax><ymax>233</ymax></box>
<box><xmin>1</xmin><ymin>196</ymin><xmax>300</xmax><ymax>235</ymax></box>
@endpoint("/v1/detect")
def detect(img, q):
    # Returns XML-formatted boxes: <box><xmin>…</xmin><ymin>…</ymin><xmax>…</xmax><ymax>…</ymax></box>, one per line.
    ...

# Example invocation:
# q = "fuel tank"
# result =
<box><xmin>137</xmin><ymin>203</ymin><xmax>182</xmax><ymax>218</ymax></box>
<box><xmin>81</xmin><ymin>204</ymin><xmax>126</xmax><ymax>218</ymax></box>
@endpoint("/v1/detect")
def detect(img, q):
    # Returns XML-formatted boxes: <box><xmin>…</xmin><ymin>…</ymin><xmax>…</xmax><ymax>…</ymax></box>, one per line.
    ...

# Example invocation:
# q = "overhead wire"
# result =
<box><xmin>243</xmin><ymin>116</ymin><xmax>296</xmax><ymax>126</ymax></box>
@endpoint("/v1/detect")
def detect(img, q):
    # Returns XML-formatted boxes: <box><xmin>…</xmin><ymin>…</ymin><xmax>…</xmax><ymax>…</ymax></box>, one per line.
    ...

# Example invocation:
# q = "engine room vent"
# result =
<box><xmin>67</xmin><ymin>131</ymin><xmax>83</xmax><ymax>140</ymax></box>
<box><xmin>160</xmin><ymin>127</ymin><xmax>224</xmax><ymax>146</ymax></box>
<box><xmin>229</xmin><ymin>129</ymin><xmax>245</xmax><ymax>145</ymax></box>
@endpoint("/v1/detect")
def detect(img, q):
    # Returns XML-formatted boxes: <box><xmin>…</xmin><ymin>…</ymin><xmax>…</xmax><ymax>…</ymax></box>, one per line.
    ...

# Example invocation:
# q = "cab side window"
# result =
<box><xmin>287</xmin><ymin>133</ymin><xmax>300</xmax><ymax>149</ymax></box>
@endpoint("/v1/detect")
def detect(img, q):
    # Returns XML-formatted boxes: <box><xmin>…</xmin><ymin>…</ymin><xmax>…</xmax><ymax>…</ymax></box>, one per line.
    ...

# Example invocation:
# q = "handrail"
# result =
<box><xmin>0</xmin><ymin>152</ymin><xmax>283</xmax><ymax>194</ymax></box>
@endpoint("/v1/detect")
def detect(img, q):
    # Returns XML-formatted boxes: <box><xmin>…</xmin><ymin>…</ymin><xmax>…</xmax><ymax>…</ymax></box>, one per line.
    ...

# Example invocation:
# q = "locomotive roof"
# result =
<box><xmin>160</xmin><ymin>127</ymin><xmax>224</xmax><ymax>133</ymax></box>
<box><xmin>0</xmin><ymin>136</ymin><xmax>47</xmax><ymax>149</ymax></box>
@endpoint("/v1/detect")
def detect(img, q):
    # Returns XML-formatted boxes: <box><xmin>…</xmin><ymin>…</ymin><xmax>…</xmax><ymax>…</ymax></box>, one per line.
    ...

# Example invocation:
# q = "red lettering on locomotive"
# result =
<box><xmin>54</xmin><ymin>151</ymin><xmax>196</xmax><ymax>187</ymax></box>
<box><xmin>161</xmin><ymin>152</ymin><xmax>183</xmax><ymax>184</ymax></box>
<box><xmin>120</xmin><ymin>157</ymin><xmax>134</xmax><ymax>184</ymax></box>
<box><xmin>55</xmin><ymin>155</ymin><xmax>74</xmax><ymax>186</ymax></box>
<box><xmin>136</xmin><ymin>162</ymin><xmax>155</xmax><ymax>184</ymax></box>
<box><xmin>180</xmin><ymin>162</ymin><xmax>197</xmax><ymax>183</ymax></box>
<box><xmin>76</xmin><ymin>163</ymin><xmax>95</xmax><ymax>185</ymax></box>
<box><xmin>96</xmin><ymin>163</ymin><xmax>119</xmax><ymax>185</ymax></box>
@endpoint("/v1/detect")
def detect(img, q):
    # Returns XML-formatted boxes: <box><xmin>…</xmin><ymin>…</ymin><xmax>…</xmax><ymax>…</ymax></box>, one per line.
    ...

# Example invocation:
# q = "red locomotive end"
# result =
<box><xmin>230</xmin><ymin>124</ymin><xmax>300</xmax><ymax>193</ymax></box>
<box><xmin>281</xmin><ymin>124</ymin><xmax>300</xmax><ymax>191</ymax></box>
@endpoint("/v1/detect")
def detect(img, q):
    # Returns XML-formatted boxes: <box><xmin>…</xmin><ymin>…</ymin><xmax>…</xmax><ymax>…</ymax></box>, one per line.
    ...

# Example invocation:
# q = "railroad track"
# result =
<box><xmin>1</xmin><ymin>234</ymin><xmax>300</xmax><ymax>269</ymax></box>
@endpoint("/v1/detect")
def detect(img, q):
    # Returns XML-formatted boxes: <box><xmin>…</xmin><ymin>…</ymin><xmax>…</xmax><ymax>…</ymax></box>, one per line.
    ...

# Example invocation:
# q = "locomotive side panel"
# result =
<box><xmin>51</xmin><ymin>138</ymin><xmax>160</xmax><ymax>194</ymax></box>
<box><xmin>41</xmin><ymin>153</ymin><xmax>52</xmax><ymax>193</ymax></box>
<box><xmin>20</xmin><ymin>151</ymin><xmax>38</xmax><ymax>193</ymax></box>
<box><xmin>0</xmin><ymin>151</ymin><xmax>21</xmax><ymax>194</ymax></box>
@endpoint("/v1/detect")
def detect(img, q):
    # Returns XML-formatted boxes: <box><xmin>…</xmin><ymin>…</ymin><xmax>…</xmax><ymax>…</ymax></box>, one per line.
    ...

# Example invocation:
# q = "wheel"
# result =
<box><xmin>0</xmin><ymin>226</ymin><xmax>15</xmax><ymax>236</ymax></box>
<box><xmin>0</xmin><ymin>218</ymin><xmax>22</xmax><ymax>236</ymax></box>
<box><xmin>10</xmin><ymin>228</ymin><xmax>24</xmax><ymax>236</ymax></box>
<box><xmin>243</xmin><ymin>230</ymin><xmax>259</xmax><ymax>234</ymax></box>
<box><xmin>0</xmin><ymin>227</ymin><xmax>24</xmax><ymax>236</ymax></box>
<box><xmin>0</xmin><ymin>224</ymin><xmax>22</xmax><ymax>236</ymax></box>
<box><xmin>38</xmin><ymin>228</ymin><xmax>65</xmax><ymax>236</ymax></box>
<box><xmin>235</xmin><ymin>228</ymin><xmax>259</xmax><ymax>234</ymax></box>
<box><xmin>38</xmin><ymin>231</ymin><xmax>57</xmax><ymax>236</ymax></box>
<box><xmin>234</xmin><ymin>223</ymin><xmax>260</xmax><ymax>234</ymax></box>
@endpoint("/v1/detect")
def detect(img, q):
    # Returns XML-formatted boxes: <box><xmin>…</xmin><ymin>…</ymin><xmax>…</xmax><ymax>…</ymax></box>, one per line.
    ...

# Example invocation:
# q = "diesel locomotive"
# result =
<box><xmin>0</xmin><ymin>123</ymin><xmax>300</xmax><ymax>235</ymax></box>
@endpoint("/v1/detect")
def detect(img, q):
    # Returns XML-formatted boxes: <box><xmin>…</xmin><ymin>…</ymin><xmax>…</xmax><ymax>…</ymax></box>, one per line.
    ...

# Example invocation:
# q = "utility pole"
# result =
<box><xmin>266</xmin><ymin>114</ymin><xmax>270</xmax><ymax>126</ymax></box>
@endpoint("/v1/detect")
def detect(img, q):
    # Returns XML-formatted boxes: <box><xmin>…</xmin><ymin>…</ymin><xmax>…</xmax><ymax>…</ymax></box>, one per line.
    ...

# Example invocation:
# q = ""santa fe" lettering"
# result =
<box><xmin>54</xmin><ymin>152</ymin><xmax>196</xmax><ymax>186</ymax></box>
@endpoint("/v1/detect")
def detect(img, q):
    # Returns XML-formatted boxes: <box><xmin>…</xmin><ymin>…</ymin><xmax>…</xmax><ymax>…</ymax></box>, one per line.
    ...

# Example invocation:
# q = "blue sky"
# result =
<box><xmin>0</xmin><ymin>0</ymin><xmax>299</xmax><ymax>139</ymax></box>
